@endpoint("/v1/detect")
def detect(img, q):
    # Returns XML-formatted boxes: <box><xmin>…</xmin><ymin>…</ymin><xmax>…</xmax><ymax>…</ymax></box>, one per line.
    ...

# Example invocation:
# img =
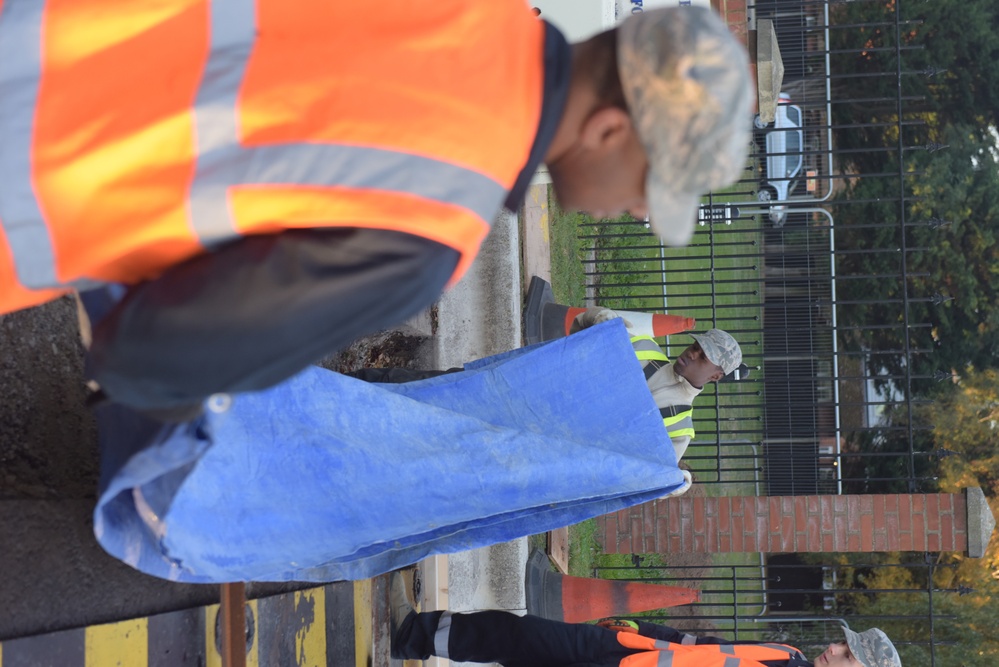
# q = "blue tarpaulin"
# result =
<box><xmin>93</xmin><ymin>319</ymin><xmax>689</xmax><ymax>582</ymax></box>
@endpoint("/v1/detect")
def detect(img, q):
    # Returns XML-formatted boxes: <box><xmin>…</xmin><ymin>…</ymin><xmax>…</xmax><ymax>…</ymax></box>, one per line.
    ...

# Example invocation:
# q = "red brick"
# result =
<box><xmin>860</xmin><ymin>514</ymin><xmax>874</xmax><ymax>550</ymax></box>
<box><xmin>847</xmin><ymin>531</ymin><xmax>861</xmax><ymax>552</ymax></box>
<box><xmin>926</xmin><ymin>507</ymin><xmax>941</xmax><ymax>532</ymax></box>
<box><xmin>860</xmin><ymin>495</ymin><xmax>874</xmax><ymax>514</ymax></box>
<box><xmin>756</xmin><ymin>497</ymin><xmax>769</xmax><ymax>517</ymax></box>
<box><xmin>744</xmin><ymin>533</ymin><xmax>758</xmax><ymax>552</ymax></box>
<box><xmin>953</xmin><ymin>493</ymin><xmax>967</xmax><ymax>520</ymax></box>
<box><xmin>833</xmin><ymin>496</ymin><xmax>848</xmax><ymax>513</ymax></box>
<box><xmin>911</xmin><ymin>495</ymin><xmax>924</xmax><ymax>512</ymax></box>
<box><xmin>847</xmin><ymin>496</ymin><xmax>861</xmax><ymax>527</ymax></box>
<box><xmin>899</xmin><ymin>506</ymin><xmax>912</xmax><ymax>532</ymax></box>
<box><xmin>731</xmin><ymin>528</ymin><xmax>744</xmax><ymax>552</ymax></box>
<box><xmin>718</xmin><ymin>499</ymin><xmax>731</xmax><ymax>532</ymax></box>
<box><xmin>873</xmin><ymin>530</ymin><xmax>888</xmax><ymax>551</ymax></box>
<box><xmin>705</xmin><ymin>498</ymin><xmax>717</xmax><ymax>517</ymax></box>
<box><xmin>808</xmin><ymin>496</ymin><xmax>821</xmax><ymax>514</ymax></box>
<box><xmin>643</xmin><ymin>509</ymin><xmax>655</xmax><ymax>537</ymax></box>
<box><xmin>913</xmin><ymin>528</ymin><xmax>926</xmax><ymax>551</ymax></box>
<box><xmin>806</xmin><ymin>517</ymin><xmax>821</xmax><ymax>551</ymax></box>
<box><xmin>681</xmin><ymin>517</ymin><xmax>693</xmax><ymax>550</ymax></box>
<box><xmin>873</xmin><ymin>508</ymin><xmax>886</xmax><ymax>532</ymax></box>
<box><xmin>940</xmin><ymin>516</ymin><xmax>956</xmax><ymax>551</ymax></box>
<box><xmin>719</xmin><ymin>533</ymin><xmax>732</xmax><ymax>552</ymax></box>
<box><xmin>927</xmin><ymin>533</ymin><xmax>941</xmax><ymax>551</ymax></box>
<box><xmin>885</xmin><ymin>495</ymin><xmax>899</xmax><ymax>512</ymax></box>
<box><xmin>730</xmin><ymin>514</ymin><xmax>745</xmax><ymax>537</ymax></box>
<box><xmin>692</xmin><ymin>533</ymin><xmax>706</xmax><ymax>552</ymax></box>
<box><xmin>769</xmin><ymin>499</ymin><xmax>782</xmax><ymax>532</ymax></box>
<box><xmin>885</xmin><ymin>512</ymin><xmax>900</xmax><ymax>550</ymax></box>
<box><xmin>782</xmin><ymin>496</ymin><xmax>796</xmax><ymax>514</ymax></box>
<box><xmin>781</xmin><ymin>515</ymin><xmax>794</xmax><ymax>542</ymax></box>
<box><xmin>899</xmin><ymin>532</ymin><xmax>913</xmax><ymax>551</ymax></box>
<box><xmin>939</xmin><ymin>493</ymin><xmax>953</xmax><ymax>512</ymax></box>
<box><xmin>693</xmin><ymin>497</ymin><xmax>707</xmax><ymax>533</ymax></box>
<box><xmin>630</xmin><ymin>517</ymin><xmax>643</xmax><ymax>543</ymax></box>
<box><xmin>706</xmin><ymin>528</ymin><xmax>719</xmax><ymax>553</ymax></box>
<box><xmin>833</xmin><ymin>515</ymin><xmax>847</xmax><ymax>548</ymax></box>
<box><xmin>670</xmin><ymin>535</ymin><xmax>683</xmax><ymax>552</ymax></box>
<box><xmin>669</xmin><ymin>499</ymin><xmax>681</xmax><ymax>531</ymax></box>
<box><xmin>616</xmin><ymin>536</ymin><xmax>631</xmax><ymax>553</ymax></box>
<box><xmin>822</xmin><ymin>533</ymin><xmax>834</xmax><ymax>552</ymax></box>
<box><xmin>779</xmin><ymin>529</ymin><xmax>795</xmax><ymax>552</ymax></box>
<box><xmin>820</xmin><ymin>498</ymin><xmax>834</xmax><ymax>531</ymax></box>
<box><xmin>757</xmin><ymin>514</ymin><xmax>770</xmax><ymax>539</ymax></box>
<box><xmin>953</xmin><ymin>531</ymin><xmax>967</xmax><ymax>552</ymax></box>
<box><xmin>795</xmin><ymin>508</ymin><xmax>808</xmax><ymax>532</ymax></box>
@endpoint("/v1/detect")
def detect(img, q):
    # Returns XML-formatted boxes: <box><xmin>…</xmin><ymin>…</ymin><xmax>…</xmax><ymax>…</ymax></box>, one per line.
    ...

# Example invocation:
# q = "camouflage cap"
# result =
<box><xmin>843</xmin><ymin>627</ymin><xmax>902</xmax><ymax>667</ymax></box>
<box><xmin>690</xmin><ymin>329</ymin><xmax>742</xmax><ymax>375</ymax></box>
<box><xmin>617</xmin><ymin>7</ymin><xmax>753</xmax><ymax>247</ymax></box>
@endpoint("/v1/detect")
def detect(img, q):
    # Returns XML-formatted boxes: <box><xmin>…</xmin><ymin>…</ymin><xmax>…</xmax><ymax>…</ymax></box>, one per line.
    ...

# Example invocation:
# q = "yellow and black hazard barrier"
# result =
<box><xmin>0</xmin><ymin>579</ymin><xmax>386</xmax><ymax>667</ymax></box>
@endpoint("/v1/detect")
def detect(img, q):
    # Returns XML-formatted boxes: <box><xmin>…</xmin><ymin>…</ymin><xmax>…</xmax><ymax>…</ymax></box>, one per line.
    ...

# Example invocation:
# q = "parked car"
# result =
<box><xmin>755</xmin><ymin>93</ymin><xmax>804</xmax><ymax>227</ymax></box>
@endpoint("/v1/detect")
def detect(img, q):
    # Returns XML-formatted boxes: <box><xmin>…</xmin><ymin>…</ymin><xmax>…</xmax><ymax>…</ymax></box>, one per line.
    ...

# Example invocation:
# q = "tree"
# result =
<box><xmin>835</xmin><ymin>125</ymin><xmax>999</xmax><ymax>391</ymax></box>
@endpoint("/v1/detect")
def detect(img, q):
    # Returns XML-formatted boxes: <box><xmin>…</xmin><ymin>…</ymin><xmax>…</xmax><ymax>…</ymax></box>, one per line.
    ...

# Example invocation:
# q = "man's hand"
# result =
<box><xmin>597</xmin><ymin>619</ymin><xmax>639</xmax><ymax>633</ymax></box>
<box><xmin>569</xmin><ymin>307</ymin><xmax>632</xmax><ymax>334</ymax></box>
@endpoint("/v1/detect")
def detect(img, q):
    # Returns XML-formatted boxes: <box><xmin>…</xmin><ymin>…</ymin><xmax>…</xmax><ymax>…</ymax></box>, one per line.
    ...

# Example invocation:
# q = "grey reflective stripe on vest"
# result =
<box><xmin>191</xmin><ymin>0</ymin><xmax>506</xmax><ymax>249</ymax></box>
<box><xmin>1</xmin><ymin>0</ymin><xmax>507</xmax><ymax>290</ymax></box>
<box><xmin>656</xmin><ymin>651</ymin><xmax>674</xmax><ymax>667</ymax></box>
<box><xmin>0</xmin><ymin>0</ymin><xmax>60</xmax><ymax>290</ymax></box>
<box><xmin>723</xmin><ymin>658</ymin><xmax>741</xmax><ymax>667</ymax></box>
<box><xmin>433</xmin><ymin>611</ymin><xmax>453</xmax><ymax>659</ymax></box>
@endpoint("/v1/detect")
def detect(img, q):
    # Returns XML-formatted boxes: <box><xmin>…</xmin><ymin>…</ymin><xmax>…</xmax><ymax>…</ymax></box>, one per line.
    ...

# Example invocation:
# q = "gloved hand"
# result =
<box><xmin>569</xmin><ymin>307</ymin><xmax>632</xmax><ymax>335</ymax></box>
<box><xmin>597</xmin><ymin>619</ymin><xmax>639</xmax><ymax>634</ymax></box>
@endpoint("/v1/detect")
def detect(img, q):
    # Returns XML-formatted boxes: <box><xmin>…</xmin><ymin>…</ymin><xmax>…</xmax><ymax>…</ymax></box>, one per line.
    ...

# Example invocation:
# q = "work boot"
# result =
<box><xmin>389</xmin><ymin>571</ymin><xmax>418</xmax><ymax>659</ymax></box>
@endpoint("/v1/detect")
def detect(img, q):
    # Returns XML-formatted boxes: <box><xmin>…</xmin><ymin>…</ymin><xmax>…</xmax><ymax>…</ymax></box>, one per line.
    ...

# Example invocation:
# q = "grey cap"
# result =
<box><xmin>843</xmin><ymin>627</ymin><xmax>902</xmax><ymax>667</ymax></box>
<box><xmin>690</xmin><ymin>329</ymin><xmax>742</xmax><ymax>375</ymax></box>
<box><xmin>618</xmin><ymin>7</ymin><xmax>753</xmax><ymax>246</ymax></box>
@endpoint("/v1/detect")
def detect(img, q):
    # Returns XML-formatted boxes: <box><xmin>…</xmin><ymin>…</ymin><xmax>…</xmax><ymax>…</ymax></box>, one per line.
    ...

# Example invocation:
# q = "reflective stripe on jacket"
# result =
<box><xmin>616</xmin><ymin>631</ymin><xmax>806</xmax><ymax>667</ymax></box>
<box><xmin>0</xmin><ymin>0</ymin><xmax>544</xmax><ymax>314</ymax></box>
<box><xmin>630</xmin><ymin>335</ymin><xmax>695</xmax><ymax>440</ymax></box>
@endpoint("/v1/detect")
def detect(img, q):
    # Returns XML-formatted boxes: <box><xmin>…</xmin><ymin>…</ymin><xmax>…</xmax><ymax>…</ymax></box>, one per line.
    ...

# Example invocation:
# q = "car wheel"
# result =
<box><xmin>753</xmin><ymin>114</ymin><xmax>768</xmax><ymax>130</ymax></box>
<box><xmin>756</xmin><ymin>186</ymin><xmax>778</xmax><ymax>202</ymax></box>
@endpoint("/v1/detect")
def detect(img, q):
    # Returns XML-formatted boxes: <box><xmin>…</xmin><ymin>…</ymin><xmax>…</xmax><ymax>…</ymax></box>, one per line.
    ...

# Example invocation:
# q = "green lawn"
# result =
<box><xmin>538</xmin><ymin>182</ymin><xmax>767</xmax><ymax>621</ymax></box>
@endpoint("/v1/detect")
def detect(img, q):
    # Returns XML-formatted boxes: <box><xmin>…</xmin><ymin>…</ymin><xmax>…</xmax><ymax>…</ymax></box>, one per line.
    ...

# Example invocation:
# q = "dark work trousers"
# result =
<box><xmin>394</xmin><ymin>610</ymin><xmax>638</xmax><ymax>667</ymax></box>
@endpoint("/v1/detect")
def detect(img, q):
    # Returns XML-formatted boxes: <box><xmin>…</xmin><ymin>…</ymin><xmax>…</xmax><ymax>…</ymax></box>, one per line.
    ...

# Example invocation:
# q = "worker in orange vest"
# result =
<box><xmin>389</xmin><ymin>575</ymin><xmax>903</xmax><ymax>667</ymax></box>
<box><xmin>0</xmin><ymin>2</ymin><xmax>752</xmax><ymax>419</ymax></box>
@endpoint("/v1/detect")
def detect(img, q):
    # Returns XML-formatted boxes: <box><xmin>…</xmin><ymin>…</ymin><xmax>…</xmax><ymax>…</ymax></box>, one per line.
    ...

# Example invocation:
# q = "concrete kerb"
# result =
<box><xmin>416</xmin><ymin>207</ymin><xmax>530</xmax><ymax>664</ymax></box>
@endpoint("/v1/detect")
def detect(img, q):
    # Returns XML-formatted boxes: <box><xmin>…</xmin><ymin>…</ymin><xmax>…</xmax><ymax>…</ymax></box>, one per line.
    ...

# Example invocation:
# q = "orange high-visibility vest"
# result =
<box><xmin>0</xmin><ymin>0</ymin><xmax>544</xmax><ymax>314</ymax></box>
<box><xmin>616</xmin><ymin>631</ymin><xmax>806</xmax><ymax>667</ymax></box>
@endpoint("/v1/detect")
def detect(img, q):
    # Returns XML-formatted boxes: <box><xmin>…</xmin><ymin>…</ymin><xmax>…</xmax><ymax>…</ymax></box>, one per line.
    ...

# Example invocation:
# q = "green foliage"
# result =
<box><xmin>829</xmin><ymin>0</ymin><xmax>999</xmax><ymax>389</ymax></box>
<box><xmin>835</xmin><ymin>125</ymin><xmax>999</xmax><ymax>389</ymax></box>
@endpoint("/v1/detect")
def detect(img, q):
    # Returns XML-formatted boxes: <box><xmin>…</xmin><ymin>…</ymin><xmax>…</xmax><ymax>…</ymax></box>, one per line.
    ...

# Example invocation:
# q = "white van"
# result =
<box><xmin>755</xmin><ymin>93</ymin><xmax>804</xmax><ymax>226</ymax></box>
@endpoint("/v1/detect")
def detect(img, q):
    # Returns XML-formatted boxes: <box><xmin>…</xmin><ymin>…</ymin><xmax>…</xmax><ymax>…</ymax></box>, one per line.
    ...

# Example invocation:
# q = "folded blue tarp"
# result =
<box><xmin>94</xmin><ymin>319</ymin><xmax>688</xmax><ymax>582</ymax></box>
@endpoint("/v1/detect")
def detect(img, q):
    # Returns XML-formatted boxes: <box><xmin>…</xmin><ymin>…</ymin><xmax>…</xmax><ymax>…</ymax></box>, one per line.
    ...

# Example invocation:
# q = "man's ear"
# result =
<box><xmin>710</xmin><ymin>368</ymin><xmax>725</xmax><ymax>383</ymax></box>
<box><xmin>579</xmin><ymin>106</ymin><xmax>633</xmax><ymax>150</ymax></box>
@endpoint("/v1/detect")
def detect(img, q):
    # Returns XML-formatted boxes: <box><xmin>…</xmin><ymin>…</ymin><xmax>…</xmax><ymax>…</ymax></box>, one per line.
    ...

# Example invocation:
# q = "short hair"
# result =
<box><xmin>581</xmin><ymin>29</ymin><xmax>628</xmax><ymax>111</ymax></box>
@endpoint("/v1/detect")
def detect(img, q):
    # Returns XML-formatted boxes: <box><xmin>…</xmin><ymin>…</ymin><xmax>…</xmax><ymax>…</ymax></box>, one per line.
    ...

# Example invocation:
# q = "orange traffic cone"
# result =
<box><xmin>524</xmin><ymin>276</ymin><xmax>694</xmax><ymax>345</ymax></box>
<box><xmin>524</xmin><ymin>550</ymin><xmax>699</xmax><ymax>623</ymax></box>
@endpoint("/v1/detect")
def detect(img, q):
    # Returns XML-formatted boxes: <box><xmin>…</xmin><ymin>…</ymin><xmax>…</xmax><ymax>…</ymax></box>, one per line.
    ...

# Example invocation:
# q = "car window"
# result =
<box><xmin>786</xmin><ymin>106</ymin><xmax>801</xmax><ymax>125</ymax></box>
<box><xmin>787</xmin><ymin>132</ymin><xmax>801</xmax><ymax>153</ymax></box>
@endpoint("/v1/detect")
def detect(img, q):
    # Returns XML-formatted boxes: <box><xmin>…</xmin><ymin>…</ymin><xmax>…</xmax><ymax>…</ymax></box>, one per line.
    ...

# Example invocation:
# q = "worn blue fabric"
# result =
<box><xmin>93</xmin><ymin>319</ymin><xmax>686</xmax><ymax>582</ymax></box>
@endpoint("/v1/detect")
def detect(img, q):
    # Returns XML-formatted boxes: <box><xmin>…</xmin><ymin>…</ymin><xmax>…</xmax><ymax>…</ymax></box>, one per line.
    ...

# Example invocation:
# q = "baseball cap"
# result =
<box><xmin>690</xmin><ymin>329</ymin><xmax>742</xmax><ymax>375</ymax></box>
<box><xmin>843</xmin><ymin>627</ymin><xmax>902</xmax><ymax>667</ymax></box>
<box><xmin>618</xmin><ymin>7</ymin><xmax>753</xmax><ymax>246</ymax></box>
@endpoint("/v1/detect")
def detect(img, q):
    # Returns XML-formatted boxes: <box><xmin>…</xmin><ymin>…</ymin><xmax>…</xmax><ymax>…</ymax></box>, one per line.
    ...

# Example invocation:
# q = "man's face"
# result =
<box><xmin>672</xmin><ymin>341</ymin><xmax>724</xmax><ymax>388</ymax></box>
<box><xmin>548</xmin><ymin>108</ymin><xmax>650</xmax><ymax>220</ymax></box>
<box><xmin>814</xmin><ymin>642</ymin><xmax>865</xmax><ymax>667</ymax></box>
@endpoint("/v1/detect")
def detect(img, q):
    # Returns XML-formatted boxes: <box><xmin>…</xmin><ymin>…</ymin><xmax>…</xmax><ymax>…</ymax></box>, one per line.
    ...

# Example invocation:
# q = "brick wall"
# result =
<box><xmin>596</xmin><ymin>493</ymin><xmax>970</xmax><ymax>555</ymax></box>
<box><xmin>714</xmin><ymin>0</ymin><xmax>749</xmax><ymax>49</ymax></box>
